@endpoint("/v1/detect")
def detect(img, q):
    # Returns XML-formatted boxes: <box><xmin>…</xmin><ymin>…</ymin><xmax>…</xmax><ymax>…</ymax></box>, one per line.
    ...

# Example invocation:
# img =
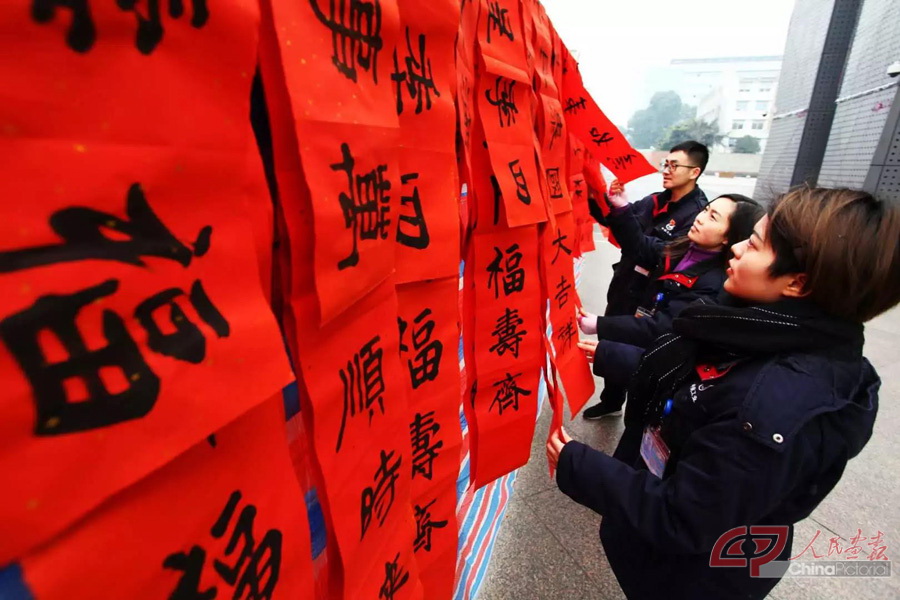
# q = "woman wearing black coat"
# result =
<box><xmin>548</xmin><ymin>187</ymin><xmax>900</xmax><ymax>599</ymax></box>
<box><xmin>578</xmin><ymin>182</ymin><xmax>764</xmax><ymax>420</ymax></box>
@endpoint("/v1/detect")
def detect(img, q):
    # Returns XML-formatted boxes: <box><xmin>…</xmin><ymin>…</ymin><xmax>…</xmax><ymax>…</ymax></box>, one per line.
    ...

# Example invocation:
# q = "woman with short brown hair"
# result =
<box><xmin>548</xmin><ymin>187</ymin><xmax>900</xmax><ymax>599</ymax></box>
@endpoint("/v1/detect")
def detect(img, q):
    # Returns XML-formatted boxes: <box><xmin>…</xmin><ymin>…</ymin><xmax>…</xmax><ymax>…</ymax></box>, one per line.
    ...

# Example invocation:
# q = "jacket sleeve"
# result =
<box><xmin>595</xmin><ymin>282</ymin><xmax>720</xmax><ymax>348</ymax></box>
<box><xmin>555</xmin><ymin>417</ymin><xmax>806</xmax><ymax>555</ymax></box>
<box><xmin>588</xmin><ymin>194</ymin><xmax>609</xmax><ymax>226</ymax></box>
<box><xmin>605</xmin><ymin>202</ymin><xmax>665</xmax><ymax>270</ymax></box>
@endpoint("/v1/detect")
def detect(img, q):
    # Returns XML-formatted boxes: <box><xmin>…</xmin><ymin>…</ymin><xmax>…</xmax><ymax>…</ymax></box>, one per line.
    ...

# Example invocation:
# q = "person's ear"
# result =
<box><xmin>690</xmin><ymin>167</ymin><xmax>700</xmax><ymax>181</ymax></box>
<box><xmin>781</xmin><ymin>273</ymin><xmax>810</xmax><ymax>298</ymax></box>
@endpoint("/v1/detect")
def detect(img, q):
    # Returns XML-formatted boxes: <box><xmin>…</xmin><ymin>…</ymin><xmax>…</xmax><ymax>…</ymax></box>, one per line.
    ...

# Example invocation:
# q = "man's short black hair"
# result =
<box><xmin>669</xmin><ymin>140</ymin><xmax>709</xmax><ymax>174</ymax></box>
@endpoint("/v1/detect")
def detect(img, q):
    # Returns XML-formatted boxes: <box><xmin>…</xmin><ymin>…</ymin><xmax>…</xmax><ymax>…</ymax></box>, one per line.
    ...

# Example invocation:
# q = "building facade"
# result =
<box><xmin>757</xmin><ymin>0</ymin><xmax>900</xmax><ymax>201</ymax></box>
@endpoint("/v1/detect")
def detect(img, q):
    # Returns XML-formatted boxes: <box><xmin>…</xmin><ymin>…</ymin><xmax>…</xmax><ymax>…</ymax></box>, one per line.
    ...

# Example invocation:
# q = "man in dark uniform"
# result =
<box><xmin>583</xmin><ymin>140</ymin><xmax>709</xmax><ymax>420</ymax></box>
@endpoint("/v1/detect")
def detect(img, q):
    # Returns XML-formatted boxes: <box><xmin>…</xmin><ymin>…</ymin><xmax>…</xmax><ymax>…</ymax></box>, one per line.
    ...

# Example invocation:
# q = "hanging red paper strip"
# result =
<box><xmin>263</xmin><ymin>0</ymin><xmax>402</xmax><ymax>324</ymax></box>
<box><xmin>539</xmin><ymin>213</ymin><xmax>595</xmax><ymax>415</ymax></box>
<box><xmin>475</xmin><ymin>0</ymin><xmax>548</xmax><ymax>228</ymax></box>
<box><xmin>393</xmin><ymin>0</ymin><xmax>460</xmax><ymax>284</ymax></box>
<box><xmin>20</xmin><ymin>398</ymin><xmax>315</xmax><ymax>600</ymax></box>
<box><xmin>289</xmin><ymin>280</ymin><xmax>422</xmax><ymax>600</ymax></box>
<box><xmin>397</xmin><ymin>278</ymin><xmax>462</xmax><ymax>600</ymax></box>
<box><xmin>469</xmin><ymin>228</ymin><xmax>542</xmax><ymax>488</ymax></box>
<box><xmin>259</xmin><ymin>6</ymin><xmax>422</xmax><ymax>598</ymax></box>
<box><xmin>0</xmin><ymin>0</ymin><xmax>293</xmax><ymax>565</ymax></box>
<box><xmin>559</xmin><ymin>48</ymin><xmax>657</xmax><ymax>184</ymax></box>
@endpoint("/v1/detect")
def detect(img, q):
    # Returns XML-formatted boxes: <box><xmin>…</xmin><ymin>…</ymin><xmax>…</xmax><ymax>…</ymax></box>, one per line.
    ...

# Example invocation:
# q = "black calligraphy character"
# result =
<box><xmin>0</xmin><ymin>183</ymin><xmax>211</xmax><ymax>274</ymax></box>
<box><xmin>551</xmin><ymin>228</ymin><xmax>572</xmax><ymax>265</ymax></box>
<box><xmin>210</xmin><ymin>491</ymin><xmax>282</xmax><ymax>600</ymax></box>
<box><xmin>331</xmin><ymin>143</ymin><xmax>392</xmax><ymax>270</ymax></box>
<box><xmin>396</xmin><ymin>173</ymin><xmax>429</xmax><ymax>250</ymax></box>
<box><xmin>548</xmin><ymin>113</ymin><xmax>563</xmax><ymax>149</ymax></box>
<box><xmin>589</xmin><ymin>127</ymin><xmax>614</xmax><ymax>146</ymax></box>
<box><xmin>485</xmin><ymin>77</ymin><xmax>518</xmax><ymax>127</ymax></box>
<box><xmin>163</xmin><ymin>546</ymin><xmax>217</xmax><ymax>600</ymax></box>
<box><xmin>134</xmin><ymin>281</ymin><xmax>230</xmax><ymax>364</ymax></box>
<box><xmin>557</xmin><ymin>319</ymin><xmax>578</xmax><ymax>351</ymax></box>
<box><xmin>486</xmin><ymin>244</ymin><xmax>525</xmax><ymax>299</ymax></box>
<box><xmin>414</xmin><ymin>499</ymin><xmax>448</xmax><ymax>553</ymax></box>
<box><xmin>614</xmin><ymin>153</ymin><xmax>637</xmax><ymax>170</ymax></box>
<box><xmin>409</xmin><ymin>411</ymin><xmax>443</xmax><ymax>480</ymax></box>
<box><xmin>361</xmin><ymin>449</ymin><xmax>401</xmax><ymax>539</ymax></box>
<box><xmin>0</xmin><ymin>279</ymin><xmax>161</xmax><ymax>436</ymax></box>
<box><xmin>31</xmin><ymin>0</ymin><xmax>96</xmax><ymax>53</ymax></box>
<box><xmin>164</xmin><ymin>490</ymin><xmax>282</xmax><ymax>600</ymax></box>
<box><xmin>555</xmin><ymin>275</ymin><xmax>572</xmax><ymax>310</ymax></box>
<box><xmin>508</xmin><ymin>159</ymin><xmax>532</xmax><ymax>205</ymax></box>
<box><xmin>485</xmin><ymin>1</ymin><xmax>513</xmax><ymax>43</ymax></box>
<box><xmin>379</xmin><ymin>553</ymin><xmax>410</xmax><ymax>600</ymax></box>
<box><xmin>546</xmin><ymin>168</ymin><xmax>564</xmax><ymax>200</ymax></box>
<box><xmin>563</xmin><ymin>96</ymin><xmax>587</xmax><ymax>114</ymax></box>
<box><xmin>461</xmin><ymin>75</ymin><xmax>473</xmax><ymax>146</ymax></box>
<box><xmin>572</xmin><ymin>177</ymin><xmax>585</xmax><ymax>199</ymax></box>
<box><xmin>116</xmin><ymin>0</ymin><xmax>210</xmax><ymax>55</ymax></box>
<box><xmin>391</xmin><ymin>27</ymin><xmax>440</xmax><ymax>115</ymax></box>
<box><xmin>309</xmin><ymin>0</ymin><xmax>383</xmax><ymax>83</ymax></box>
<box><xmin>337</xmin><ymin>336</ymin><xmax>385</xmax><ymax>452</ymax></box>
<box><xmin>490</xmin><ymin>371</ymin><xmax>531</xmax><ymax>415</ymax></box>
<box><xmin>399</xmin><ymin>309</ymin><xmax>443</xmax><ymax>389</ymax></box>
<box><xmin>489</xmin><ymin>307</ymin><xmax>527</xmax><ymax>358</ymax></box>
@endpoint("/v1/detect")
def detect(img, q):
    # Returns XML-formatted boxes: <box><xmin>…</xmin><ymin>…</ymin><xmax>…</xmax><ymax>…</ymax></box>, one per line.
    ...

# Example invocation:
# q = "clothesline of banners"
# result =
<box><xmin>0</xmin><ymin>0</ymin><xmax>656</xmax><ymax>599</ymax></box>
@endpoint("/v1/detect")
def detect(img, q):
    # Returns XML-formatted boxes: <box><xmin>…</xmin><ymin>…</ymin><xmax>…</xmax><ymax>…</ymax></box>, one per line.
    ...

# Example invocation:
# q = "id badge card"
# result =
<box><xmin>633</xmin><ymin>265</ymin><xmax>650</xmax><ymax>277</ymax></box>
<box><xmin>634</xmin><ymin>307</ymin><xmax>655</xmax><ymax>319</ymax></box>
<box><xmin>640</xmin><ymin>426</ymin><xmax>670</xmax><ymax>478</ymax></box>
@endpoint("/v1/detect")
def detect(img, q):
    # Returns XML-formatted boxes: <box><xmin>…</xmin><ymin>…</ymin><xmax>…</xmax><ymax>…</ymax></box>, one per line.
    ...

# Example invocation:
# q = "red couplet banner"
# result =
<box><xmin>19</xmin><ymin>398</ymin><xmax>315</xmax><ymax>599</ymax></box>
<box><xmin>0</xmin><ymin>0</ymin><xmax>294</xmax><ymax>565</ymax></box>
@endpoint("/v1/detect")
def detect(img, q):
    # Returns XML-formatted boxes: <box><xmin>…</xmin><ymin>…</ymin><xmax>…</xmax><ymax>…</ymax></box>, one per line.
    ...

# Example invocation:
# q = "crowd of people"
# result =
<box><xmin>545</xmin><ymin>140</ymin><xmax>900</xmax><ymax>599</ymax></box>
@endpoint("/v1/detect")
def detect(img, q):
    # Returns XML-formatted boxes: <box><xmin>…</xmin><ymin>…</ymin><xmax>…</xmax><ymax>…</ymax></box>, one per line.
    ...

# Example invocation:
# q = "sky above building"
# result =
<box><xmin>542</xmin><ymin>0</ymin><xmax>796</xmax><ymax>127</ymax></box>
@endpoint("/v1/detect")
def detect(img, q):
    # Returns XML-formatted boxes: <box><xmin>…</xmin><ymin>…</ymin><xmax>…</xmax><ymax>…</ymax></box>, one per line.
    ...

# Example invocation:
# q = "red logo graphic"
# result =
<box><xmin>710</xmin><ymin>526</ymin><xmax>790</xmax><ymax>577</ymax></box>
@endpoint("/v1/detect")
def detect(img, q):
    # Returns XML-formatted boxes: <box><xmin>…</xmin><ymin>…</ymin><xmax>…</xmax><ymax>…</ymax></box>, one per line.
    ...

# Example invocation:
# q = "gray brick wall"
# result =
<box><xmin>757</xmin><ymin>0</ymin><xmax>835</xmax><ymax>197</ymax></box>
<box><xmin>819</xmin><ymin>0</ymin><xmax>900</xmax><ymax>188</ymax></box>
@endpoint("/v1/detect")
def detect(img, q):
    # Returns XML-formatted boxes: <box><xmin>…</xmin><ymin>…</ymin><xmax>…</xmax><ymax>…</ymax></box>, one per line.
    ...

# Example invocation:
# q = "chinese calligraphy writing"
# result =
<box><xmin>485</xmin><ymin>77</ymin><xmax>518</xmax><ymax>127</ymax></box>
<box><xmin>398</xmin><ymin>308</ymin><xmax>443</xmax><ymax>389</ymax></box>
<box><xmin>396</xmin><ymin>173</ymin><xmax>429</xmax><ymax>250</ymax></box>
<box><xmin>164</xmin><ymin>490</ymin><xmax>282</xmax><ymax>600</ymax></box>
<box><xmin>309</xmin><ymin>0</ymin><xmax>383</xmax><ymax>83</ymax></box>
<box><xmin>490</xmin><ymin>371</ymin><xmax>531</xmax><ymax>415</ymax></box>
<box><xmin>555</xmin><ymin>275</ymin><xmax>571</xmax><ymax>309</ymax></box>
<box><xmin>563</xmin><ymin>96</ymin><xmax>587</xmax><ymax>114</ymax></box>
<box><xmin>485</xmin><ymin>1</ymin><xmax>514</xmax><ymax>43</ymax></box>
<box><xmin>589</xmin><ymin>127</ymin><xmax>614</xmax><ymax>146</ymax></box>
<box><xmin>413</xmin><ymin>499</ymin><xmax>448</xmax><ymax>553</ymax></box>
<box><xmin>546</xmin><ymin>168</ymin><xmax>563</xmax><ymax>200</ymax></box>
<box><xmin>379</xmin><ymin>553</ymin><xmax>410</xmax><ymax>600</ymax></box>
<box><xmin>489</xmin><ymin>307</ymin><xmax>527</xmax><ymax>358</ymax></box>
<box><xmin>330</xmin><ymin>143</ymin><xmax>392</xmax><ymax>270</ymax></box>
<box><xmin>391</xmin><ymin>27</ymin><xmax>440</xmax><ymax>115</ymax></box>
<box><xmin>0</xmin><ymin>183</ymin><xmax>227</xmax><ymax>436</ymax></box>
<box><xmin>486</xmin><ymin>244</ymin><xmax>525</xmax><ymax>299</ymax></box>
<box><xmin>31</xmin><ymin>0</ymin><xmax>210</xmax><ymax>54</ymax></box>
<box><xmin>360</xmin><ymin>449</ymin><xmax>401</xmax><ymax>539</ymax></box>
<box><xmin>337</xmin><ymin>336</ymin><xmax>386</xmax><ymax>452</ymax></box>
<box><xmin>508</xmin><ymin>159</ymin><xmax>532</xmax><ymax>205</ymax></box>
<box><xmin>410</xmin><ymin>411</ymin><xmax>443</xmax><ymax>480</ymax></box>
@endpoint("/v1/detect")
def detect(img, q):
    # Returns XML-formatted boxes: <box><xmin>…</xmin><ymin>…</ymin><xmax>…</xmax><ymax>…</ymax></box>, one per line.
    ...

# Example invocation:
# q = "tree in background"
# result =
<box><xmin>733</xmin><ymin>135</ymin><xmax>761</xmax><ymax>154</ymax></box>
<box><xmin>626</xmin><ymin>91</ymin><xmax>695</xmax><ymax>149</ymax></box>
<box><xmin>657</xmin><ymin>119</ymin><xmax>724</xmax><ymax>151</ymax></box>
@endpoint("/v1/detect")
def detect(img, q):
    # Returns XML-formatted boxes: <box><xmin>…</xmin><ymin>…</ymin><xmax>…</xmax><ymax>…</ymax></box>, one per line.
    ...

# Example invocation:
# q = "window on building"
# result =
<box><xmin>751</xmin><ymin>120</ymin><xmax>765</xmax><ymax>130</ymax></box>
<box><xmin>732</xmin><ymin>121</ymin><xmax>745</xmax><ymax>130</ymax></box>
<box><xmin>755</xmin><ymin>100</ymin><xmax>768</xmax><ymax>111</ymax></box>
<box><xmin>736</xmin><ymin>101</ymin><xmax>749</xmax><ymax>111</ymax></box>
